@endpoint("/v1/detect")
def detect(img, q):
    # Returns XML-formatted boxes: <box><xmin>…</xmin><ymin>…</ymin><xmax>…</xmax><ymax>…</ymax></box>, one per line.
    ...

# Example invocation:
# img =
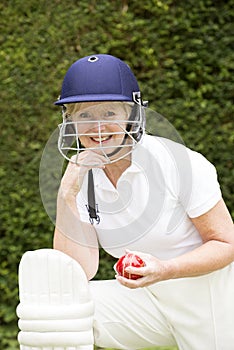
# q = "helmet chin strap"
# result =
<box><xmin>105</xmin><ymin>132</ymin><xmax>129</xmax><ymax>158</ymax></box>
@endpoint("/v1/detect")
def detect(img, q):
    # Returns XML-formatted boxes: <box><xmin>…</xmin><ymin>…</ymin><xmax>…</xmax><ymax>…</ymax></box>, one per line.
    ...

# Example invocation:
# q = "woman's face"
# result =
<box><xmin>67</xmin><ymin>102</ymin><xmax>132</xmax><ymax>157</ymax></box>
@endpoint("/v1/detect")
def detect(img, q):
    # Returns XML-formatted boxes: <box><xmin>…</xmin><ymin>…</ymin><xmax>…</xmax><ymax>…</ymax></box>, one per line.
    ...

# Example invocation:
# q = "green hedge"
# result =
<box><xmin>1</xmin><ymin>0</ymin><xmax>233</xmax><ymax>348</ymax></box>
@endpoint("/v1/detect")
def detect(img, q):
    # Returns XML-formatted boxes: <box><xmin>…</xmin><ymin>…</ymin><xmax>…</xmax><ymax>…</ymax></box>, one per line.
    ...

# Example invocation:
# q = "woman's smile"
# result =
<box><xmin>90</xmin><ymin>135</ymin><xmax>113</xmax><ymax>143</ymax></box>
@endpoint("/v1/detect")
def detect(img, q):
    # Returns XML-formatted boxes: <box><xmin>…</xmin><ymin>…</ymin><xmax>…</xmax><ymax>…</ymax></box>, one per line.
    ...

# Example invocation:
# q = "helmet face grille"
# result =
<box><xmin>57</xmin><ymin>102</ymin><xmax>145</xmax><ymax>166</ymax></box>
<box><xmin>58</xmin><ymin>120</ymin><xmax>143</xmax><ymax>166</ymax></box>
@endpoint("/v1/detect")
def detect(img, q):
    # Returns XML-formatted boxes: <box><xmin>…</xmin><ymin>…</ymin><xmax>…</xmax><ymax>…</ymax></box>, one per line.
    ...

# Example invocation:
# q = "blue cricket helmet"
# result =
<box><xmin>55</xmin><ymin>54</ymin><xmax>141</xmax><ymax>105</ymax></box>
<box><xmin>56</xmin><ymin>54</ymin><xmax>146</xmax><ymax>168</ymax></box>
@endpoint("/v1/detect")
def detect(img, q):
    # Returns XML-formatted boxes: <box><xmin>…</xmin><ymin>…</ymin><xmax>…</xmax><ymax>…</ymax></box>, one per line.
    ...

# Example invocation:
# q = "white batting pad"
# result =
<box><xmin>16</xmin><ymin>249</ymin><xmax>94</xmax><ymax>350</ymax></box>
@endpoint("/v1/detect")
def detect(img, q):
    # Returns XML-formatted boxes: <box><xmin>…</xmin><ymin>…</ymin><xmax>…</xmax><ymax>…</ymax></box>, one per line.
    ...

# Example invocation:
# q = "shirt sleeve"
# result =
<box><xmin>182</xmin><ymin>150</ymin><xmax>222</xmax><ymax>218</ymax></box>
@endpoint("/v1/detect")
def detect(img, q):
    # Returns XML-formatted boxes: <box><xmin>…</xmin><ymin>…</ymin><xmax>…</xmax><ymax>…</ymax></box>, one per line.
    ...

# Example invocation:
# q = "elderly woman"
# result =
<box><xmin>17</xmin><ymin>54</ymin><xmax>234</xmax><ymax>350</ymax></box>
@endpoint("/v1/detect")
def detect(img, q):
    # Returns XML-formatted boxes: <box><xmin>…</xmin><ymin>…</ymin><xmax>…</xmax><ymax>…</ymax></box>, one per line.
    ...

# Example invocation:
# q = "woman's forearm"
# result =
<box><xmin>54</xmin><ymin>190</ymin><xmax>99</xmax><ymax>280</ymax></box>
<box><xmin>117</xmin><ymin>200</ymin><xmax>234</xmax><ymax>288</ymax></box>
<box><xmin>167</xmin><ymin>239</ymin><xmax>234</xmax><ymax>280</ymax></box>
<box><xmin>117</xmin><ymin>239</ymin><xmax>234</xmax><ymax>289</ymax></box>
<box><xmin>167</xmin><ymin>200</ymin><xmax>234</xmax><ymax>279</ymax></box>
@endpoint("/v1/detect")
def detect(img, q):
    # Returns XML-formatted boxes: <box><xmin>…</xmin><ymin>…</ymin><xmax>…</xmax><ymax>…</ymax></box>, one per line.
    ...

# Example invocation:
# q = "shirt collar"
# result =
<box><xmin>93</xmin><ymin>143</ymin><xmax>143</xmax><ymax>191</ymax></box>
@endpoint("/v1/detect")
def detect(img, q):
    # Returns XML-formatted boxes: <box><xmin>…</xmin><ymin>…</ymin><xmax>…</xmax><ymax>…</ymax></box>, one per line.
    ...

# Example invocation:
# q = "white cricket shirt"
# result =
<box><xmin>77</xmin><ymin>135</ymin><xmax>222</xmax><ymax>259</ymax></box>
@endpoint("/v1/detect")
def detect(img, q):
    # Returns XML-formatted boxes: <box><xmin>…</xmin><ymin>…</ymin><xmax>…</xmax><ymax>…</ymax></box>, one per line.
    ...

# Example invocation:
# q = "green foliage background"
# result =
<box><xmin>0</xmin><ymin>0</ymin><xmax>233</xmax><ymax>349</ymax></box>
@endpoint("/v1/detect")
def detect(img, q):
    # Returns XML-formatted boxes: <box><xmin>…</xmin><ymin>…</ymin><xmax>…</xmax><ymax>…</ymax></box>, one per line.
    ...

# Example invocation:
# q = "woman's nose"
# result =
<box><xmin>90</xmin><ymin>121</ymin><xmax>107</xmax><ymax>133</ymax></box>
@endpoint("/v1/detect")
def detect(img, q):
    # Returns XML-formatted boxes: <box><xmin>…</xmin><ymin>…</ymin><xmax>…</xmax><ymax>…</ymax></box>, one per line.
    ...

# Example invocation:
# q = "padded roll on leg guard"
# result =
<box><xmin>16</xmin><ymin>249</ymin><xmax>94</xmax><ymax>350</ymax></box>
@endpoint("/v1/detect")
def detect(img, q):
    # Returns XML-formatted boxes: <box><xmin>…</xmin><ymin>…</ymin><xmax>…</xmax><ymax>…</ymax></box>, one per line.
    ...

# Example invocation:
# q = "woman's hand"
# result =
<box><xmin>115</xmin><ymin>250</ymin><xmax>176</xmax><ymax>289</ymax></box>
<box><xmin>59</xmin><ymin>151</ymin><xmax>106</xmax><ymax>200</ymax></box>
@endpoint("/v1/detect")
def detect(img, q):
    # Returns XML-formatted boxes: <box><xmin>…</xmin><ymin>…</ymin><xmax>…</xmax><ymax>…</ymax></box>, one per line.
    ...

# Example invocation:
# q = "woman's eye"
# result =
<box><xmin>78</xmin><ymin>112</ymin><xmax>91</xmax><ymax>119</ymax></box>
<box><xmin>105</xmin><ymin>111</ymin><xmax>115</xmax><ymax>117</ymax></box>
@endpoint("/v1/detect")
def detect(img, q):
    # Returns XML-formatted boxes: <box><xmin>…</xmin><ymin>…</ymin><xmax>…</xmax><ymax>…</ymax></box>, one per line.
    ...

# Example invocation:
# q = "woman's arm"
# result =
<box><xmin>53</xmin><ymin>151</ymin><xmax>106</xmax><ymax>280</ymax></box>
<box><xmin>172</xmin><ymin>198</ymin><xmax>234</xmax><ymax>276</ymax></box>
<box><xmin>54</xmin><ymin>229</ymin><xmax>99</xmax><ymax>281</ymax></box>
<box><xmin>117</xmin><ymin>199</ymin><xmax>234</xmax><ymax>288</ymax></box>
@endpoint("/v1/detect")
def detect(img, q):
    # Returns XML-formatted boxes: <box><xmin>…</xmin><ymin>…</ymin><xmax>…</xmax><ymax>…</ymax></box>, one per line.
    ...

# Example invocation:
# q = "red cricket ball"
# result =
<box><xmin>115</xmin><ymin>253</ymin><xmax>145</xmax><ymax>280</ymax></box>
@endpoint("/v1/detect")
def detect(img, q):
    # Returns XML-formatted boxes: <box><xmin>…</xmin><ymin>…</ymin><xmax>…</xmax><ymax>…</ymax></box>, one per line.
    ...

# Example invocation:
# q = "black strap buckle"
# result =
<box><xmin>86</xmin><ymin>204</ymin><xmax>100</xmax><ymax>225</ymax></box>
